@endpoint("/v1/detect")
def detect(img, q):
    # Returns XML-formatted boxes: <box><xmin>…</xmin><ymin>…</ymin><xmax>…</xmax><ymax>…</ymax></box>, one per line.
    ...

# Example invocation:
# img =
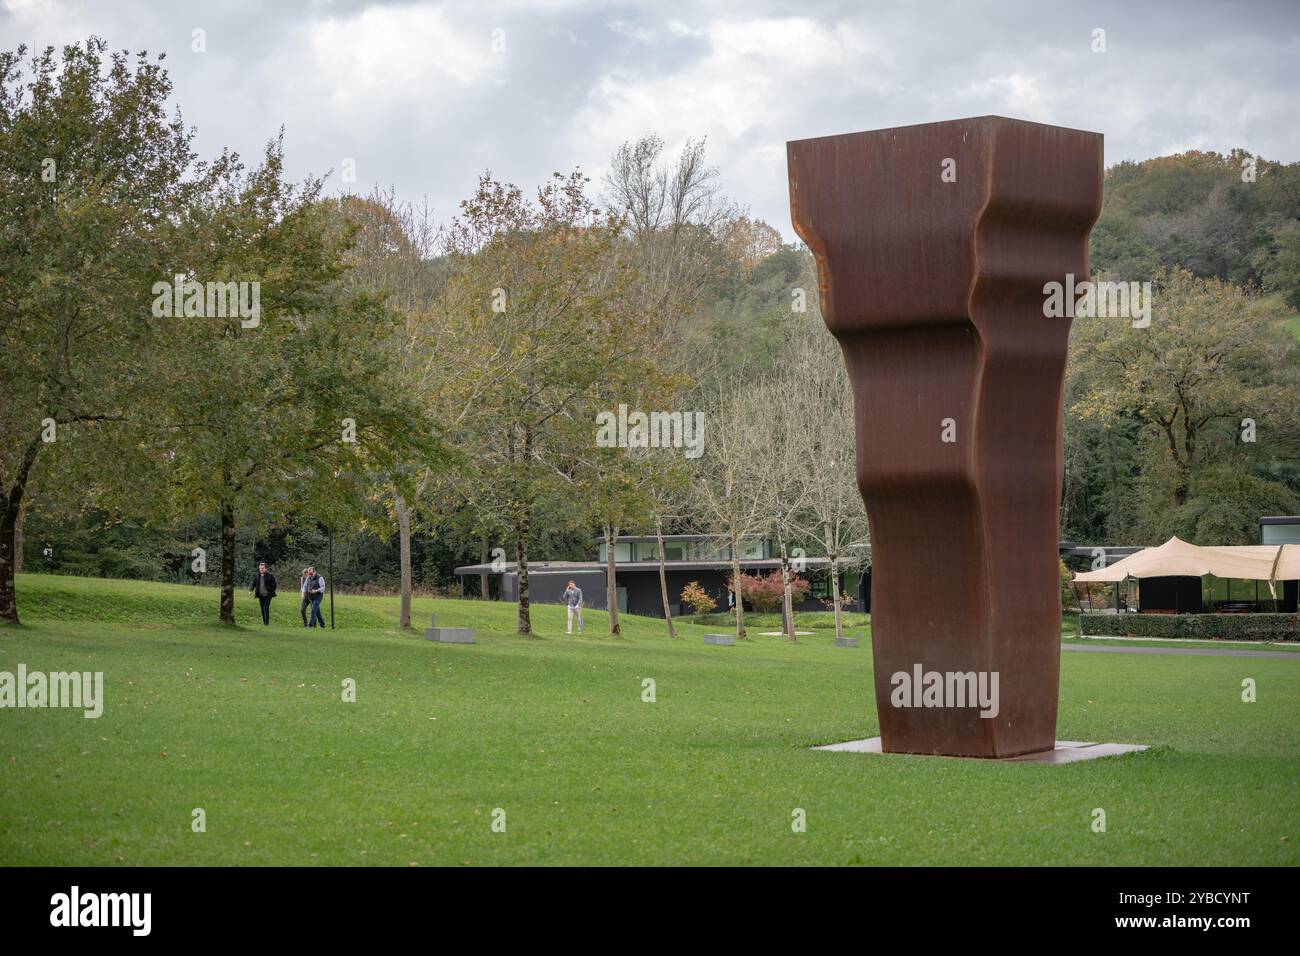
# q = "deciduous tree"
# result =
<box><xmin>0</xmin><ymin>39</ymin><xmax>208</xmax><ymax>624</ymax></box>
<box><xmin>441</xmin><ymin>170</ymin><xmax>644</xmax><ymax>635</ymax></box>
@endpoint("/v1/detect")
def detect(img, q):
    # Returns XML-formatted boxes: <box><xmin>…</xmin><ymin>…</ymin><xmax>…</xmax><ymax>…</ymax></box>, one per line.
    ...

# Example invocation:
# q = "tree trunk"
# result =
<box><xmin>479</xmin><ymin>536</ymin><xmax>490</xmax><ymax>600</ymax></box>
<box><xmin>1173</xmin><ymin>474</ymin><xmax>1189</xmax><ymax>508</ymax></box>
<box><xmin>396</xmin><ymin>493</ymin><xmax>412</xmax><ymax>629</ymax></box>
<box><xmin>1161</xmin><ymin>419</ymin><xmax>1190</xmax><ymax>508</ymax></box>
<box><xmin>13</xmin><ymin>500</ymin><xmax>24</xmax><ymax>574</ymax></box>
<box><xmin>517</xmin><ymin>427</ymin><xmax>533</xmax><ymax>636</ymax></box>
<box><xmin>655</xmin><ymin>514</ymin><xmax>677</xmax><ymax>638</ymax></box>
<box><xmin>778</xmin><ymin>536</ymin><xmax>796</xmax><ymax>642</ymax></box>
<box><xmin>516</xmin><ymin>527</ymin><xmax>531</xmax><ymax>635</ymax></box>
<box><xmin>219</xmin><ymin>501</ymin><xmax>236</xmax><ymax>625</ymax></box>
<box><xmin>826</xmin><ymin>523</ymin><xmax>844</xmax><ymax>641</ymax></box>
<box><xmin>604</xmin><ymin>523</ymin><xmax>621</xmax><ymax>636</ymax></box>
<box><xmin>0</xmin><ymin>497</ymin><xmax>21</xmax><ymax>626</ymax></box>
<box><xmin>730</xmin><ymin>526</ymin><xmax>746</xmax><ymax>640</ymax></box>
<box><xmin>1</xmin><ymin>436</ymin><xmax>42</xmax><ymax>625</ymax></box>
<box><xmin>829</xmin><ymin>556</ymin><xmax>844</xmax><ymax>642</ymax></box>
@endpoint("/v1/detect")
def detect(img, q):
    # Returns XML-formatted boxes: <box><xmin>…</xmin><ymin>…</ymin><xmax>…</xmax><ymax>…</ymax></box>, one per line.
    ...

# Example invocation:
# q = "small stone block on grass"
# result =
<box><xmin>835</xmin><ymin>637</ymin><xmax>859</xmax><ymax>648</ymax></box>
<box><xmin>703</xmin><ymin>633</ymin><xmax>735</xmax><ymax>646</ymax></box>
<box><xmin>425</xmin><ymin>627</ymin><xmax>475</xmax><ymax>644</ymax></box>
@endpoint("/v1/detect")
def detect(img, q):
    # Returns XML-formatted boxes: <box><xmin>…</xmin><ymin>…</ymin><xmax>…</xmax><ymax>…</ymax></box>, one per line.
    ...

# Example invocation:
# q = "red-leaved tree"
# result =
<box><xmin>729</xmin><ymin>571</ymin><xmax>809</xmax><ymax>613</ymax></box>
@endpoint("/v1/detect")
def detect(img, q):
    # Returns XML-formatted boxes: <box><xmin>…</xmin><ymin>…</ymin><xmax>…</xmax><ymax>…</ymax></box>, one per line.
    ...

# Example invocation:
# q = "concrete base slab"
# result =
<box><xmin>812</xmin><ymin>737</ymin><xmax>1147</xmax><ymax>763</ymax></box>
<box><xmin>834</xmin><ymin>637</ymin><xmax>860</xmax><ymax>648</ymax></box>
<box><xmin>703</xmin><ymin>633</ymin><xmax>735</xmax><ymax>646</ymax></box>
<box><xmin>424</xmin><ymin>627</ymin><xmax>476</xmax><ymax>644</ymax></box>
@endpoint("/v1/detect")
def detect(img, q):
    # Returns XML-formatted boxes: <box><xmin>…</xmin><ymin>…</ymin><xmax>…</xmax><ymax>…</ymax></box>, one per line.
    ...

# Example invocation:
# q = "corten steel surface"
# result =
<box><xmin>788</xmin><ymin>116</ymin><xmax>1102</xmax><ymax>758</ymax></box>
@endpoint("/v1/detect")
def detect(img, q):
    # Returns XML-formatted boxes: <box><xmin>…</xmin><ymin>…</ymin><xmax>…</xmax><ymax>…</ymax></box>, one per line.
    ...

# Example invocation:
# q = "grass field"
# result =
<box><xmin>2</xmin><ymin>574</ymin><xmax>1297</xmax><ymax>865</ymax></box>
<box><xmin>1260</xmin><ymin>290</ymin><xmax>1300</xmax><ymax>342</ymax></box>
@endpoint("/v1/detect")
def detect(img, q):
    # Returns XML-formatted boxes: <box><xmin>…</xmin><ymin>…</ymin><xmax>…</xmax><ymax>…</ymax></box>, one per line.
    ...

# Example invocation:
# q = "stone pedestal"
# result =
<box><xmin>813</xmin><ymin>737</ymin><xmax>1148</xmax><ymax>764</ymax></box>
<box><xmin>423</xmin><ymin>611</ymin><xmax>475</xmax><ymax>644</ymax></box>
<box><xmin>425</xmin><ymin>627</ymin><xmax>475</xmax><ymax>644</ymax></box>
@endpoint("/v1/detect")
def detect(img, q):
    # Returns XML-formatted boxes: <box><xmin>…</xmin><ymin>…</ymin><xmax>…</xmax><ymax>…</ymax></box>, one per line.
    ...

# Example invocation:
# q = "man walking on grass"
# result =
<box><xmin>249</xmin><ymin>561</ymin><xmax>278</xmax><ymax>625</ymax></box>
<box><xmin>563</xmin><ymin>580</ymin><xmax>583</xmax><ymax>634</ymax></box>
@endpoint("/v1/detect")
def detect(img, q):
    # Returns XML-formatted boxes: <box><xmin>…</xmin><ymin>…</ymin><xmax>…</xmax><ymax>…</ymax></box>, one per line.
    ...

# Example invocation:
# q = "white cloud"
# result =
<box><xmin>304</xmin><ymin>5</ymin><xmax>504</xmax><ymax>94</ymax></box>
<box><xmin>0</xmin><ymin>0</ymin><xmax>1295</xmax><ymax>241</ymax></box>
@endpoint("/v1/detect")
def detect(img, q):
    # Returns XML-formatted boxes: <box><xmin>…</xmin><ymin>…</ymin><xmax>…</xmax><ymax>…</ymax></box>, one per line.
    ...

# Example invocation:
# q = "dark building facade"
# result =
<box><xmin>455</xmin><ymin>535</ymin><xmax>869</xmax><ymax>617</ymax></box>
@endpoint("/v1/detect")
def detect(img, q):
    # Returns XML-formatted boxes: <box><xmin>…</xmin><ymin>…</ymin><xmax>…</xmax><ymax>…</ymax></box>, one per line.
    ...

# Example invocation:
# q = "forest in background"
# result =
<box><xmin>17</xmin><ymin>149</ymin><xmax>1300</xmax><ymax>592</ymax></box>
<box><xmin>6</xmin><ymin>42</ymin><xmax>1298</xmax><ymax>617</ymax></box>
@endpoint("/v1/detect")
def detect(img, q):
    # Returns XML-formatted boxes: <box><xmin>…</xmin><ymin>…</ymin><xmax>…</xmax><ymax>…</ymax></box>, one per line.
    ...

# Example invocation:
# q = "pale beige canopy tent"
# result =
<box><xmin>1074</xmin><ymin>536</ymin><xmax>1300</xmax><ymax>588</ymax></box>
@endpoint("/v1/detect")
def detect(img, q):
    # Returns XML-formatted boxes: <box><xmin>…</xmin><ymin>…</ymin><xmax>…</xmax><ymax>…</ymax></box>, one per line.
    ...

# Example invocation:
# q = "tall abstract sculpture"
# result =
<box><xmin>788</xmin><ymin>117</ymin><xmax>1103</xmax><ymax>758</ymax></box>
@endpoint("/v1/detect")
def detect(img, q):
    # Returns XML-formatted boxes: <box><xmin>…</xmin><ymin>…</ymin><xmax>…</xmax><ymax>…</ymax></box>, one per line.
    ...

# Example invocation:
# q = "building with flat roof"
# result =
<box><xmin>1261</xmin><ymin>516</ymin><xmax>1300</xmax><ymax>546</ymax></box>
<box><xmin>454</xmin><ymin>534</ymin><xmax>871</xmax><ymax>617</ymax></box>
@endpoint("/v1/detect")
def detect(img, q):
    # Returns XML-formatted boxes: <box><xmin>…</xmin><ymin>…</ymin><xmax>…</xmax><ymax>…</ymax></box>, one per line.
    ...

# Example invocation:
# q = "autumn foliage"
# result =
<box><xmin>728</xmin><ymin>570</ymin><xmax>809</xmax><ymax>613</ymax></box>
<box><xmin>680</xmin><ymin>580</ymin><xmax>717</xmax><ymax>619</ymax></box>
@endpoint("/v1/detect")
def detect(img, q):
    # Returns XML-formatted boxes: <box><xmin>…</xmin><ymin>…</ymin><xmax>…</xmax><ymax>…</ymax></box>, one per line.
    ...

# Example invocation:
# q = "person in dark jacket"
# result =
<box><xmin>249</xmin><ymin>562</ymin><xmax>278</xmax><ymax>625</ymax></box>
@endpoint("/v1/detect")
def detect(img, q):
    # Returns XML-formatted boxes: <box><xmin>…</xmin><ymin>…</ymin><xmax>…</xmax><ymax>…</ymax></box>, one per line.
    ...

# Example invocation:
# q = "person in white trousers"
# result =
<box><xmin>562</xmin><ymin>581</ymin><xmax>583</xmax><ymax>634</ymax></box>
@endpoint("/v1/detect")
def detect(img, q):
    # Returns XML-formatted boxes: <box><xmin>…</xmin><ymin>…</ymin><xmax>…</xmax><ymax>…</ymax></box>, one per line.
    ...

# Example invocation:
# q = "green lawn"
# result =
<box><xmin>1259</xmin><ymin>290</ymin><xmax>1300</xmax><ymax>342</ymax></box>
<box><xmin>2</xmin><ymin>574</ymin><xmax>1296</xmax><ymax>865</ymax></box>
<box><xmin>1064</xmin><ymin>635</ymin><xmax>1300</xmax><ymax>652</ymax></box>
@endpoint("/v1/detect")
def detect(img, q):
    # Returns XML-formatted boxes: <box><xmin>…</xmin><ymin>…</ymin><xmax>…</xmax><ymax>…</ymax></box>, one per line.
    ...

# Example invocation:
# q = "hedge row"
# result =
<box><xmin>1079</xmin><ymin>612</ymin><xmax>1299</xmax><ymax>641</ymax></box>
<box><xmin>692</xmin><ymin>610</ymin><xmax>871</xmax><ymax>629</ymax></box>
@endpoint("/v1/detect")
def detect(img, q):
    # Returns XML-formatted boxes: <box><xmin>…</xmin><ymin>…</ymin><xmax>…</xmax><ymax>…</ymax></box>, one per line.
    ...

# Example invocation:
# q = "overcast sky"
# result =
<box><xmin>3</xmin><ymin>0</ymin><xmax>1297</xmax><ymax>239</ymax></box>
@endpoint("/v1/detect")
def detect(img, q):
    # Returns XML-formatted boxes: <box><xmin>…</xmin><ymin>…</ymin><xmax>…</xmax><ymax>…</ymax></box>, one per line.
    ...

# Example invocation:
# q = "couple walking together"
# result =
<box><xmin>247</xmin><ymin>562</ymin><xmax>326</xmax><ymax>627</ymax></box>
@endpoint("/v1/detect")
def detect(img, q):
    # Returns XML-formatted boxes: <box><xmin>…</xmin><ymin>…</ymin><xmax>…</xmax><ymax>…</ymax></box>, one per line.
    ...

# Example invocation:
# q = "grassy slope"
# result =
<box><xmin>2</xmin><ymin>575</ymin><xmax>1297</xmax><ymax>866</ymax></box>
<box><xmin>1257</xmin><ymin>291</ymin><xmax>1300</xmax><ymax>342</ymax></box>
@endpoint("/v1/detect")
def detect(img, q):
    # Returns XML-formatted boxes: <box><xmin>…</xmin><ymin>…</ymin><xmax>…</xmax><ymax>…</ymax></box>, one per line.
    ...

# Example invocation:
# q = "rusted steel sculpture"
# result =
<box><xmin>788</xmin><ymin>117</ymin><xmax>1102</xmax><ymax>757</ymax></box>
